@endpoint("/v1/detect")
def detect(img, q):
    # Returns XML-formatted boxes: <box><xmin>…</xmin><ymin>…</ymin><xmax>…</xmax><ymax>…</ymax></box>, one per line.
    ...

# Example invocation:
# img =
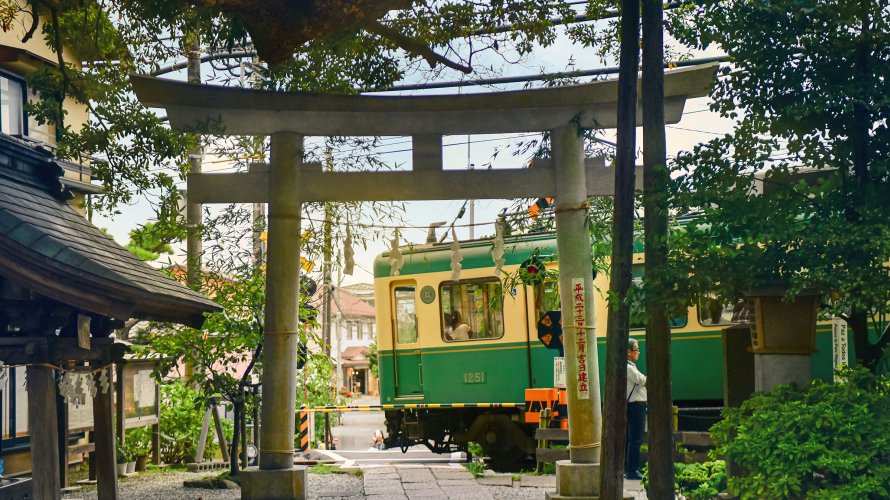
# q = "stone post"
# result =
<box><xmin>242</xmin><ymin>132</ymin><xmax>308</xmax><ymax>500</ymax></box>
<box><xmin>547</xmin><ymin>126</ymin><xmax>602</xmax><ymax>500</ymax></box>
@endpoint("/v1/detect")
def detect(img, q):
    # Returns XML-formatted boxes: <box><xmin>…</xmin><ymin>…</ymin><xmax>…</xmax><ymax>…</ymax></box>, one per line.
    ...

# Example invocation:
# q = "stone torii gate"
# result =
<box><xmin>131</xmin><ymin>63</ymin><xmax>714</xmax><ymax>500</ymax></box>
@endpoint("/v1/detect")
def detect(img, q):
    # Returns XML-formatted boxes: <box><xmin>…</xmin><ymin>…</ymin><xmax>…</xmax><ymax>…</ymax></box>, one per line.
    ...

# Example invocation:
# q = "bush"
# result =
<box><xmin>126</xmin><ymin>426</ymin><xmax>152</xmax><ymax>457</ymax></box>
<box><xmin>159</xmin><ymin>380</ymin><xmax>233</xmax><ymax>464</ymax></box>
<box><xmin>711</xmin><ymin>367</ymin><xmax>890</xmax><ymax>499</ymax></box>
<box><xmin>641</xmin><ymin>461</ymin><xmax>727</xmax><ymax>500</ymax></box>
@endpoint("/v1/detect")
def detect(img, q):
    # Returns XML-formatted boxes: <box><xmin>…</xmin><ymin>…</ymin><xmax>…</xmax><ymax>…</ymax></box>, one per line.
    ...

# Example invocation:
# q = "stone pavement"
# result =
<box><xmin>356</xmin><ymin>465</ymin><xmax>646</xmax><ymax>500</ymax></box>
<box><xmin>362</xmin><ymin>465</ymin><xmax>497</xmax><ymax>500</ymax></box>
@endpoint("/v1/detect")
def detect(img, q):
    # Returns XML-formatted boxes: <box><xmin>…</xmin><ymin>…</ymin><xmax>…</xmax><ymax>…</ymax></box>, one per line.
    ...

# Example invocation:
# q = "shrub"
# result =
<box><xmin>711</xmin><ymin>367</ymin><xmax>890</xmax><ymax>499</ymax></box>
<box><xmin>641</xmin><ymin>460</ymin><xmax>727</xmax><ymax>500</ymax></box>
<box><xmin>463</xmin><ymin>460</ymin><xmax>488</xmax><ymax>478</ymax></box>
<box><xmin>158</xmin><ymin>379</ymin><xmax>233</xmax><ymax>464</ymax></box>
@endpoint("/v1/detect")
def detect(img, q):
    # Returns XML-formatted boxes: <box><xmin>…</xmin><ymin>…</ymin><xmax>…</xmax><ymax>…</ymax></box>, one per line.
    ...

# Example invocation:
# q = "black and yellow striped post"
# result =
<box><xmin>298</xmin><ymin>411</ymin><xmax>309</xmax><ymax>452</ymax></box>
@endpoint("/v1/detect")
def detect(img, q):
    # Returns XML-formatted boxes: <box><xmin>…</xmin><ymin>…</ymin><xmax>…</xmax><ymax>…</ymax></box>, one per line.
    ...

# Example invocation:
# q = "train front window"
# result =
<box><xmin>394</xmin><ymin>286</ymin><xmax>418</xmax><ymax>344</ymax></box>
<box><xmin>440</xmin><ymin>278</ymin><xmax>505</xmax><ymax>342</ymax></box>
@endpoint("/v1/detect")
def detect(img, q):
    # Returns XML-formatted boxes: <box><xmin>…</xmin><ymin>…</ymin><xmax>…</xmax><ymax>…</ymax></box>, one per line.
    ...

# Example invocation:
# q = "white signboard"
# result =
<box><xmin>571</xmin><ymin>278</ymin><xmax>591</xmax><ymax>400</ymax></box>
<box><xmin>832</xmin><ymin>317</ymin><xmax>849</xmax><ymax>382</ymax></box>
<box><xmin>554</xmin><ymin>357</ymin><xmax>566</xmax><ymax>389</ymax></box>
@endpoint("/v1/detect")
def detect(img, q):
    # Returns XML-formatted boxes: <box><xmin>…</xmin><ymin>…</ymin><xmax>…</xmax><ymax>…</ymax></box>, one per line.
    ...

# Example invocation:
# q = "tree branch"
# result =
<box><xmin>20</xmin><ymin>6</ymin><xmax>39</xmax><ymax>43</ymax></box>
<box><xmin>361</xmin><ymin>19</ymin><xmax>472</xmax><ymax>74</ymax></box>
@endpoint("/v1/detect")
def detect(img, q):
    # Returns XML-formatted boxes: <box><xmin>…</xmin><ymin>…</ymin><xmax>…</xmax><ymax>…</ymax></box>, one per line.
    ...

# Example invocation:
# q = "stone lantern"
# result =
<box><xmin>743</xmin><ymin>285</ymin><xmax>824</xmax><ymax>392</ymax></box>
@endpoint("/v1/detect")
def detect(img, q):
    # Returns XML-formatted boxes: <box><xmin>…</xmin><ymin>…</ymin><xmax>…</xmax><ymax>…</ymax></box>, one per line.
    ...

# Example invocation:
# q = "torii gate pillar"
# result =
<box><xmin>547</xmin><ymin>127</ymin><xmax>602</xmax><ymax>500</ymax></box>
<box><xmin>241</xmin><ymin>132</ymin><xmax>309</xmax><ymax>499</ymax></box>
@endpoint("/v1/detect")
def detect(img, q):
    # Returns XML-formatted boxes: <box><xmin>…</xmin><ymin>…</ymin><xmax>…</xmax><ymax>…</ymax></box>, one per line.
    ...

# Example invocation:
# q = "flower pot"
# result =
<box><xmin>126</xmin><ymin>461</ymin><xmax>136</xmax><ymax>474</ymax></box>
<box><xmin>117</xmin><ymin>463</ymin><xmax>128</xmax><ymax>476</ymax></box>
<box><xmin>135</xmin><ymin>455</ymin><xmax>148</xmax><ymax>472</ymax></box>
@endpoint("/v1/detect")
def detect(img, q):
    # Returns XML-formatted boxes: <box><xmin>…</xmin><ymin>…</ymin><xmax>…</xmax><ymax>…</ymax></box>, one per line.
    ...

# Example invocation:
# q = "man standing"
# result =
<box><xmin>626</xmin><ymin>338</ymin><xmax>648</xmax><ymax>480</ymax></box>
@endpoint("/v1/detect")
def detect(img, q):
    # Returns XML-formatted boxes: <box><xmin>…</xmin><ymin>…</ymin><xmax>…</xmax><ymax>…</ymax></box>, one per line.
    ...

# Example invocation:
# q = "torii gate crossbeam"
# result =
<box><xmin>131</xmin><ymin>63</ymin><xmax>714</xmax><ymax>500</ymax></box>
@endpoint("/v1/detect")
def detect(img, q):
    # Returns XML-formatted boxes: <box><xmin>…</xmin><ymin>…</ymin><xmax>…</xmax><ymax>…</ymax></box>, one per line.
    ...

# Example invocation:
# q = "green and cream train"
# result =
<box><xmin>373</xmin><ymin>233</ymin><xmax>835</xmax><ymax>465</ymax></box>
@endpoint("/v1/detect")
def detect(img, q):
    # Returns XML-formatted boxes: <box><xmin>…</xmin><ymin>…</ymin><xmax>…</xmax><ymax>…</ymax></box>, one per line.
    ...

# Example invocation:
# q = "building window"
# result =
<box><xmin>1</xmin><ymin>75</ymin><xmax>24</xmax><ymax>136</ymax></box>
<box><xmin>440</xmin><ymin>278</ymin><xmax>505</xmax><ymax>342</ymax></box>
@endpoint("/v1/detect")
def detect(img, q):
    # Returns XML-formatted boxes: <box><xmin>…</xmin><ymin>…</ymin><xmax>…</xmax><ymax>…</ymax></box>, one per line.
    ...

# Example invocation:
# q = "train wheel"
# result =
<box><xmin>481</xmin><ymin>423</ymin><xmax>526</xmax><ymax>470</ymax></box>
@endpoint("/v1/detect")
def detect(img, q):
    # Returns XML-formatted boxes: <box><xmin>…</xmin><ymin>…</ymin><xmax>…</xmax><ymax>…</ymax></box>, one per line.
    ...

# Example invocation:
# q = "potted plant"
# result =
<box><xmin>125</xmin><ymin>442</ymin><xmax>137</xmax><ymax>474</ymax></box>
<box><xmin>116</xmin><ymin>442</ymin><xmax>129</xmax><ymax>476</ymax></box>
<box><xmin>128</xmin><ymin>427</ymin><xmax>151</xmax><ymax>472</ymax></box>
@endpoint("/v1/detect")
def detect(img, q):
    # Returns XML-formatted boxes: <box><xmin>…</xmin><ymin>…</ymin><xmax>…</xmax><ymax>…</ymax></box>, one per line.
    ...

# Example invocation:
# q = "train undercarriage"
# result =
<box><xmin>383</xmin><ymin>407</ymin><xmax>537</xmax><ymax>468</ymax></box>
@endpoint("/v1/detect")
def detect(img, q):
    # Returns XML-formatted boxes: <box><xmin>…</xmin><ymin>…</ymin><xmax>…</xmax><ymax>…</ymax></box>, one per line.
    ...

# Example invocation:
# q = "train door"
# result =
<box><xmin>392</xmin><ymin>283</ymin><xmax>423</xmax><ymax>397</ymax></box>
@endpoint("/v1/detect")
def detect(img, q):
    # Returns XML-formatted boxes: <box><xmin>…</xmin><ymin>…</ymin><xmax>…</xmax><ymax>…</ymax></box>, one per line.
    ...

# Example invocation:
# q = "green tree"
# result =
<box><xmin>660</xmin><ymin>0</ymin><xmax>890</xmax><ymax>370</ymax></box>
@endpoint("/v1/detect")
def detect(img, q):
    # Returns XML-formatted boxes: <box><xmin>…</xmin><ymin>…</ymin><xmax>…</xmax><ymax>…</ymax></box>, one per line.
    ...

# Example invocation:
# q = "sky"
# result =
<box><xmin>93</xmin><ymin>9</ymin><xmax>734</xmax><ymax>288</ymax></box>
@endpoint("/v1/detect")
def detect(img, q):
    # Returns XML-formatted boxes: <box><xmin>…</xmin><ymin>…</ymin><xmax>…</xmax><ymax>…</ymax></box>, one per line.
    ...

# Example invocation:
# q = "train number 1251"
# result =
<box><xmin>463</xmin><ymin>372</ymin><xmax>486</xmax><ymax>384</ymax></box>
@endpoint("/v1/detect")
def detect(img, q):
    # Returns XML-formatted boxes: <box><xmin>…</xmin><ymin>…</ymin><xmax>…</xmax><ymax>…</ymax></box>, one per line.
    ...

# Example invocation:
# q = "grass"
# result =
<box><xmin>463</xmin><ymin>460</ymin><xmax>488</xmax><ymax>478</ymax></box>
<box><xmin>308</xmin><ymin>463</ymin><xmax>363</xmax><ymax>477</ymax></box>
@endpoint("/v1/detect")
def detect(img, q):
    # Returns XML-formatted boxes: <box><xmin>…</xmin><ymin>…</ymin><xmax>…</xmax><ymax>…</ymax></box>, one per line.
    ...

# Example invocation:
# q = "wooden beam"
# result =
<box><xmin>212</xmin><ymin>404</ymin><xmax>230</xmax><ymax>463</ymax></box>
<box><xmin>194</xmin><ymin>406</ymin><xmax>212</xmax><ymax>463</ymax></box>
<box><xmin>92</xmin><ymin>364</ymin><xmax>120</xmax><ymax>500</ymax></box>
<box><xmin>28</xmin><ymin>364</ymin><xmax>61</xmax><ymax>500</ymax></box>
<box><xmin>186</xmin><ymin>158</ymin><xmax>648</xmax><ymax>205</ymax></box>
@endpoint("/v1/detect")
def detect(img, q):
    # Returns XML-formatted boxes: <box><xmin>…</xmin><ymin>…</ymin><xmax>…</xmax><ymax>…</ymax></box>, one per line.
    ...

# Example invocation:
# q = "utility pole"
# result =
<box><xmin>642</xmin><ymin>0</ymin><xmax>672</xmax><ymax>497</ymax></box>
<box><xmin>323</xmin><ymin>147</ymin><xmax>334</xmax><ymax>361</ymax></box>
<box><xmin>600</xmin><ymin>0</ymin><xmax>640</xmax><ymax>497</ymax></box>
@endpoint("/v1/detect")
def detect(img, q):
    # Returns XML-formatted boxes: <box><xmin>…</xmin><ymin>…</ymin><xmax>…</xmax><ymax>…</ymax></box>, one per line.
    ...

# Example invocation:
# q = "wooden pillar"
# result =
<box><xmin>552</xmin><ymin>126</ymin><xmax>602</xmax><ymax>464</ymax></box>
<box><xmin>600</xmin><ymin>0</ymin><xmax>640</xmax><ymax>495</ymax></box>
<box><xmin>642</xmin><ymin>0</ymin><xmax>673</xmax><ymax>497</ymax></box>
<box><xmin>56</xmin><ymin>379</ymin><xmax>70</xmax><ymax>488</ymax></box>
<box><xmin>115</xmin><ymin>363</ymin><xmax>124</xmax><ymax>445</ymax></box>
<box><xmin>152</xmin><ymin>381</ymin><xmax>161</xmax><ymax>465</ymax></box>
<box><xmin>88</xmin><ymin>431</ymin><xmax>97</xmax><ymax>481</ymax></box>
<box><xmin>28</xmin><ymin>365</ymin><xmax>61</xmax><ymax>500</ymax></box>
<box><xmin>92</xmin><ymin>364</ymin><xmax>120</xmax><ymax>500</ymax></box>
<box><xmin>259</xmin><ymin>132</ymin><xmax>303</xmax><ymax>470</ymax></box>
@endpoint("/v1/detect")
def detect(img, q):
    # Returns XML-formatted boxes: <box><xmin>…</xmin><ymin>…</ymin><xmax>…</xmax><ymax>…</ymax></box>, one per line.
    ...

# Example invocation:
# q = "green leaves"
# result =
<box><xmin>712</xmin><ymin>367</ymin><xmax>890</xmax><ymax>499</ymax></box>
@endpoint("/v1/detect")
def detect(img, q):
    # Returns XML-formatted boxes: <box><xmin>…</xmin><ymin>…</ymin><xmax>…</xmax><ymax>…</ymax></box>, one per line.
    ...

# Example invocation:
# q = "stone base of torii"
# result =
<box><xmin>131</xmin><ymin>63</ymin><xmax>714</xmax><ymax>499</ymax></box>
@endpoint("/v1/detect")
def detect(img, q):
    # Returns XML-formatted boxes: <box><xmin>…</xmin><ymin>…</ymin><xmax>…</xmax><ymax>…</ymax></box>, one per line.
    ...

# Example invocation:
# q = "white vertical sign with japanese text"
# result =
<box><xmin>832</xmin><ymin>317</ymin><xmax>849</xmax><ymax>383</ymax></box>
<box><xmin>554</xmin><ymin>357</ymin><xmax>566</xmax><ymax>389</ymax></box>
<box><xmin>572</xmin><ymin>278</ymin><xmax>590</xmax><ymax>399</ymax></box>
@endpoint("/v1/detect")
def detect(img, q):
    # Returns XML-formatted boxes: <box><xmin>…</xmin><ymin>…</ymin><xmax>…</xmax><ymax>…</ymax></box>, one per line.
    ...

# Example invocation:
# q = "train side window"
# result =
<box><xmin>698</xmin><ymin>293</ymin><xmax>749</xmax><ymax>326</ymax></box>
<box><xmin>629</xmin><ymin>265</ymin><xmax>688</xmax><ymax>330</ymax></box>
<box><xmin>440</xmin><ymin>278</ymin><xmax>505</xmax><ymax>342</ymax></box>
<box><xmin>394</xmin><ymin>286</ymin><xmax>418</xmax><ymax>344</ymax></box>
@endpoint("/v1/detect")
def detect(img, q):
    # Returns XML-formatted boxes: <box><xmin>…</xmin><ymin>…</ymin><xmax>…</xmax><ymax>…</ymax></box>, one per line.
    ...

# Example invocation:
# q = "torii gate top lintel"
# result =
<box><xmin>130</xmin><ymin>63</ymin><xmax>716</xmax><ymax>137</ymax></box>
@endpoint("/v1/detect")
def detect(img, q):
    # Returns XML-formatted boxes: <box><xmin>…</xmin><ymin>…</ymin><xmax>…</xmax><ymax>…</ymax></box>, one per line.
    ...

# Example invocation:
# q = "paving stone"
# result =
<box><xmin>399</xmin><ymin>469</ymin><xmax>436</xmax><ymax>482</ymax></box>
<box><xmin>440</xmin><ymin>485</ymin><xmax>494</xmax><ymax>499</ymax></box>
<box><xmin>364</xmin><ymin>466</ymin><xmax>398</xmax><ymax>475</ymax></box>
<box><xmin>436</xmin><ymin>479</ymin><xmax>478</xmax><ymax>486</ymax></box>
<box><xmin>365</xmin><ymin>479</ymin><xmax>403</xmax><ymax>487</ymax></box>
<box><xmin>365</xmin><ymin>488</ymin><xmax>406</xmax><ymax>496</ymax></box>
<box><xmin>475</xmin><ymin>477</ymin><xmax>513</xmax><ymax>486</ymax></box>
<box><xmin>405</xmin><ymin>487</ymin><xmax>448</xmax><ymax>499</ymax></box>
<box><xmin>520</xmin><ymin>475</ymin><xmax>556</xmax><ymax>488</ymax></box>
<box><xmin>403</xmin><ymin>483</ymin><xmax>437</xmax><ymax>491</ymax></box>
<box><xmin>431</xmin><ymin>470</ymin><xmax>475</xmax><ymax>480</ymax></box>
<box><xmin>364</xmin><ymin>495</ymin><xmax>408</xmax><ymax>500</ymax></box>
<box><xmin>366</xmin><ymin>473</ymin><xmax>403</xmax><ymax>481</ymax></box>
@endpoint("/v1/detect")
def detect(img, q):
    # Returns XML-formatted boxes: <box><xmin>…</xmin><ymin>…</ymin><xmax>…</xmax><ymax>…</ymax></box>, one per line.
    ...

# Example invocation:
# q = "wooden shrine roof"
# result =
<box><xmin>0</xmin><ymin>133</ymin><xmax>221</xmax><ymax>328</ymax></box>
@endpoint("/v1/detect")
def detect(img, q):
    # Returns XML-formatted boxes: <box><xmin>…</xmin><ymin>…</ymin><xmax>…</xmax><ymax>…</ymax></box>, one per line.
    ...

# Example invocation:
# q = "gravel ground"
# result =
<box><xmin>61</xmin><ymin>471</ymin><xmax>363</xmax><ymax>500</ymax></box>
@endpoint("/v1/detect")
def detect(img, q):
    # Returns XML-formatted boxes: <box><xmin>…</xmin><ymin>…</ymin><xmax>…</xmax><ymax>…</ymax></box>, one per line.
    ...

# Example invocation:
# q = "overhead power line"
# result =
<box><xmin>378</xmin><ymin>55</ymin><xmax>729</xmax><ymax>92</ymax></box>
